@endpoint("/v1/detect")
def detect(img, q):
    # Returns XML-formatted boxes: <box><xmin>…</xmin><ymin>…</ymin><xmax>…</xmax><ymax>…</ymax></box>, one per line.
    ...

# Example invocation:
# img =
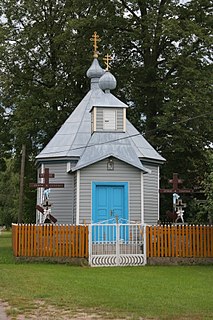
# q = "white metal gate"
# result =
<box><xmin>89</xmin><ymin>222</ymin><xmax>146</xmax><ymax>267</ymax></box>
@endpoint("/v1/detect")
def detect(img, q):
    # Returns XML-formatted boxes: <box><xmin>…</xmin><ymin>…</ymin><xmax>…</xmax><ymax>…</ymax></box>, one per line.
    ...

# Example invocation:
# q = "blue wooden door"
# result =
<box><xmin>94</xmin><ymin>185</ymin><xmax>127</xmax><ymax>223</ymax></box>
<box><xmin>92</xmin><ymin>182</ymin><xmax>128</xmax><ymax>241</ymax></box>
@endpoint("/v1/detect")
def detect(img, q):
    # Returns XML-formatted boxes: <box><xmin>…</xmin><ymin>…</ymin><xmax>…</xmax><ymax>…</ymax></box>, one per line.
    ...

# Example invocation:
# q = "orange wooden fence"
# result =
<box><xmin>12</xmin><ymin>224</ymin><xmax>213</xmax><ymax>260</ymax></box>
<box><xmin>146</xmin><ymin>225</ymin><xmax>213</xmax><ymax>258</ymax></box>
<box><xmin>12</xmin><ymin>224</ymin><xmax>88</xmax><ymax>258</ymax></box>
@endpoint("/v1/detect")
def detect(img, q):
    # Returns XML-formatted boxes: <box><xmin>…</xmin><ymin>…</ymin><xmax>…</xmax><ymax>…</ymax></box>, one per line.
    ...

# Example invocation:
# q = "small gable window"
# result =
<box><xmin>103</xmin><ymin>109</ymin><xmax>116</xmax><ymax>130</ymax></box>
<box><xmin>91</xmin><ymin>107</ymin><xmax>126</xmax><ymax>132</ymax></box>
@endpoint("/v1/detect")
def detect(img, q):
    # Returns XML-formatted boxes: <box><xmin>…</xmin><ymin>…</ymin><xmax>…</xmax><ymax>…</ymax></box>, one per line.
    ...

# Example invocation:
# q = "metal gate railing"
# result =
<box><xmin>89</xmin><ymin>222</ymin><xmax>146</xmax><ymax>267</ymax></box>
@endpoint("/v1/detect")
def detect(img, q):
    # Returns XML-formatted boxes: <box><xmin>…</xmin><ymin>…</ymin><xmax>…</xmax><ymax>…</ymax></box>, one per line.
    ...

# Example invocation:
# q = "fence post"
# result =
<box><xmin>143</xmin><ymin>225</ymin><xmax>147</xmax><ymax>265</ymax></box>
<box><xmin>88</xmin><ymin>224</ymin><xmax>92</xmax><ymax>266</ymax></box>
<box><xmin>116</xmin><ymin>222</ymin><xmax>120</xmax><ymax>266</ymax></box>
<box><xmin>146</xmin><ymin>225</ymin><xmax>150</xmax><ymax>258</ymax></box>
<box><xmin>12</xmin><ymin>224</ymin><xmax>18</xmax><ymax>256</ymax></box>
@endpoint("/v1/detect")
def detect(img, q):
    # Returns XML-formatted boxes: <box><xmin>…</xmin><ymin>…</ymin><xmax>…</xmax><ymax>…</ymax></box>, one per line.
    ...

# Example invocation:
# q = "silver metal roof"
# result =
<box><xmin>36</xmin><ymin>59</ymin><xmax>165</xmax><ymax>168</ymax></box>
<box><xmin>71</xmin><ymin>132</ymin><xmax>151</xmax><ymax>173</ymax></box>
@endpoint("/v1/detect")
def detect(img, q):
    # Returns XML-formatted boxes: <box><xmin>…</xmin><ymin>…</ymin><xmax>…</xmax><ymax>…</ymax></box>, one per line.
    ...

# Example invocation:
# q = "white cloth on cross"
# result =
<box><xmin>176</xmin><ymin>208</ymin><xmax>184</xmax><ymax>223</ymax></box>
<box><xmin>173</xmin><ymin>192</ymin><xmax>180</xmax><ymax>205</ymax></box>
<box><xmin>43</xmin><ymin>207</ymin><xmax>51</xmax><ymax>222</ymax></box>
<box><xmin>43</xmin><ymin>188</ymin><xmax>51</xmax><ymax>201</ymax></box>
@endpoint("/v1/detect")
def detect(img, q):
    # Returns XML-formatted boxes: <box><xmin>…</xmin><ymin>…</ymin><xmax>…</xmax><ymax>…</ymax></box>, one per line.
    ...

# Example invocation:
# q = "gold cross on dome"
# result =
<box><xmin>103</xmin><ymin>54</ymin><xmax>112</xmax><ymax>70</ymax></box>
<box><xmin>90</xmin><ymin>31</ymin><xmax>101</xmax><ymax>58</ymax></box>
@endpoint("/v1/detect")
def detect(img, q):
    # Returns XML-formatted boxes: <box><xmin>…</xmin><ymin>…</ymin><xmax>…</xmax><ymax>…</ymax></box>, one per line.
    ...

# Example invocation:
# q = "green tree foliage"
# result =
<box><xmin>186</xmin><ymin>150</ymin><xmax>213</xmax><ymax>225</ymax></box>
<box><xmin>0</xmin><ymin>158</ymin><xmax>19</xmax><ymax>227</ymax></box>
<box><xmin>0</xmin><ymin>0</ymin><xmax>94</xmax><ymax>218</ymax></box>
<box><xmin>0</xmin><ymin>106</ymin><xmax>8</xmax><ymax>170</ymax></box>
<box><xmin>203</xmin><ymin>150</ymin><xmax>213</xmax><ymax>223</ymax></box>
<box><xmin>106</xmin><ymin>0</ymin><xmax>213</xmax><ymax>186</ymax></box>
<box><xmin>0</xmin><ymin>0</ymin><xmax>90</xmax><ymax>151</ymax></box>
<box><xmin>0</xmin><ymin>24</ymin><xmax>12</xmax><ymax>169</ymax></box>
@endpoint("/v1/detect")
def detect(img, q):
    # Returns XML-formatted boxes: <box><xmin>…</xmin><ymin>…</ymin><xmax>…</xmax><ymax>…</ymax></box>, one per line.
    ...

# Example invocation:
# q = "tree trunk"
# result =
<box><xmin>18</xmin><ymin>144</ymin><xmax>26</xmax><ymax>223</ymax></box>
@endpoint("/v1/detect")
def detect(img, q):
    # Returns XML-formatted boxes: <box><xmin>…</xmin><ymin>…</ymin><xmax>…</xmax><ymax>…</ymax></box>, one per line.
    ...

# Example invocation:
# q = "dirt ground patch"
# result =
<box><xmin>0</xmin><ymin>300</ymin><xmax>133</xmax><ymax>320</ymax></box>
<box><xmin>1</xmin><ymin>301</ymin><xmax>207</xmax><ymax>320</ymax></box>
<box><xmin>0</xmin><ymin>301</ymin><xmax>8</xmax><ymax>320</ymax></box>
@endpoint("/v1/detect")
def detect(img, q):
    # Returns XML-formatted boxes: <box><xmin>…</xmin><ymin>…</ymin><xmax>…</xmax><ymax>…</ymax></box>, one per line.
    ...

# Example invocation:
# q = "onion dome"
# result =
<box><xmin>99</xmin><ymin>70</ymin><xmax>117</xmax><ymax>92</ymax></box>
<box><xmin>86</xmin><ymin>58</ymin><xmax>104</xmax><ymax>79</ymax></box>
<box><xmin>86</xmin><ymin>58</ymin><xmax>104</xmax><ymax>90</ymax></box>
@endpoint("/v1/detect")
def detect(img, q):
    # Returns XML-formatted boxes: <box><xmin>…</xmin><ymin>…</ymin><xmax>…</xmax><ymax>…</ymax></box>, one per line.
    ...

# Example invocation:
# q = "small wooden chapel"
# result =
<box><xmin>35</xmin><ymin>33</ymin><xmax>165</xmax><ymax>225</ymax></box>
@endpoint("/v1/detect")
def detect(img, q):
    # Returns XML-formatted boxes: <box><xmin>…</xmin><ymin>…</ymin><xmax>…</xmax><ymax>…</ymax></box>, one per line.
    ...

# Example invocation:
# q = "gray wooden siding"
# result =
<box><xmin>116</xmin><ymin>109</ymin><xmax>124</xmax><ymax>131</ymax></box>
<box><xmin>79</xmin><ymin>158</ymin><xmax>142</xmax><ymax>224</ymax></box>
<box><xmin>95</xmin><ymin>108</ymin><xmax>123</xmax><ymax>131</ymax></box>
<box><xmin>36</xmin><ymin>160</ymin><xmax>160</xmax><ymax>225</ymax></box>
<box><xmin>96</xmin><ymin>108</ymin><xmax>103</xmax><ymax>130</ymax></box>
<box><xmin>37</xmin><ymin>163</ymin><xmax>75</xmax><ymax>224</ymax></box>
<box><xmin>143</xmin><ymin>162</ymin><xmax>159</xmax><ymax>225</ymax></box>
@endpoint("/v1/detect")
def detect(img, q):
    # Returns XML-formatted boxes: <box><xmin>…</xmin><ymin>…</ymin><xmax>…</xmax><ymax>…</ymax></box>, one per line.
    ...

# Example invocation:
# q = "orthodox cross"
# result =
<box><xmin>159</xmin><ymin>173</ymin><xmax>193</xmax><ymax>194</ymax></box>
<box><xmin>176</xmin><ymin>199</ymin><xmax>187</xmax><ymax>211</ymax></box>
<box><xmin>103</xmin><ymin>54</ymin><xmax>112</xmax><ymax>71</ymax></box>
<box><xmin>90</xmin><ymin>31</ymin><xmax>101</xmax><ymax>58</ymax></box>
<box><xmin>29</xmin><ymin>168</ymin><xmax>64</xmax><ymax>190</ymax></box>
<box><xmin>30</xmin><ymin>168</ymin><xmax>64</xmax><ymax>224</ymax></box>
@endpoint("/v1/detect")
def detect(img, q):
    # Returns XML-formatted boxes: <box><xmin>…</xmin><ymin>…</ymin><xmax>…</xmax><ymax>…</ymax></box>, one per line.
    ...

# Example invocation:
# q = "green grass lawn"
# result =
<box><xmin>0</xmin><ymin>232</ymin><xmax>213</xmax><ymax>319</ymax></box>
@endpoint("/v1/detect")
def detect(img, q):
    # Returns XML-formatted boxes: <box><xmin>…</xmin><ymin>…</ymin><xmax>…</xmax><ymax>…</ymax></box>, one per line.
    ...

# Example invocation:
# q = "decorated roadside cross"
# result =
<box><xmin>160</xmin><ymin>173</ymin><xmax>192</xmax><ymax>223</ymax></box>
<box><xmin>30</xmin><ymin>168</ymin><xmax>64</xmax><ymax>224</ymax></box>
<box><xmin>29</xmin><ymin>168</ymin><xmax>64</xmax><ymax>190</ymax></box>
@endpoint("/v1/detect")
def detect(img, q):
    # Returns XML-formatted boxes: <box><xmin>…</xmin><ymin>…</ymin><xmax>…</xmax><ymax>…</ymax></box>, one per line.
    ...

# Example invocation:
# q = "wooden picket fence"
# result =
<box><xmin>12</xmin><ymin>224</ymin><xmax>213</xmax><ymax>260</ymax></box>
<box><xmin>12</xmin><ymin>224</ymin><xmax>88</xmax><ymax>258</ymax></box>
<box><xmin>146</xmin><ymin>225</ymin><xmax>213</xmax><ymax>258</ymax></box>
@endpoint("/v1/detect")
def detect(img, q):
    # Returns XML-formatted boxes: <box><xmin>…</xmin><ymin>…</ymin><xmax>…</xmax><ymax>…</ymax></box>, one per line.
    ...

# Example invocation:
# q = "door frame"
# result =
<box><xmin>92</xmin><ymin>182</ymin><xmax>129</xmax><ymax>223</ymax></box>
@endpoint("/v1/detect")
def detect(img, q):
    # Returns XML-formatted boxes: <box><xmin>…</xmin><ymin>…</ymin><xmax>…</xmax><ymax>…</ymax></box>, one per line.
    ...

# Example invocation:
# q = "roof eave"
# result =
<box><xmin>35</xmin><ymin>156</ymin><xmax>79</xmax><ymax>165</ymax></box>
<box><xmin>72</xmin><ymin>154</ymin><xmax>151</xmax><ymax>174</ymax></box>
<box><xmin>140</xmin><ymin>156</ymin><xmax>166</xmax><ymax>165</ymax></box>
